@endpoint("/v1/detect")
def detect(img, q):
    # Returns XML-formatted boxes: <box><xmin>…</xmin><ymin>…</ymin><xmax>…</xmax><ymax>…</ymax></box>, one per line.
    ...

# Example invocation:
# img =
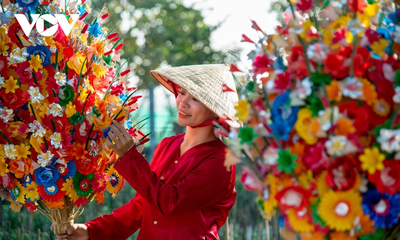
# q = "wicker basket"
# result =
<box><xmin>49</xmin><ymin>197</ymin><xmax>74</xmax><ymax>235</ymax></box>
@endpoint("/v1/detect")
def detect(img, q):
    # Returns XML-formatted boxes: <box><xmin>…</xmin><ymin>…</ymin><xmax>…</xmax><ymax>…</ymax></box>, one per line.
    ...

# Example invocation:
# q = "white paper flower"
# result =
<box><xmin>325</xmin><ymin>135</ymin><xmax>348</xmax><ymax>157</ymax></box>
<box><xmin>377</xmin><ymin>129</ymin><xmax>400</xmax><ymax>153</ymax></box>
<box><xmin>50</xmin><ymin>132</ymin><xmax>63</xmax><ymax>149</ymax></box>
<box><xmin>29</xmin><ymin>120</ymin><xmax>47</xmax><ymax>138</ymax></box>
<box><xmin>28</xmin><ymin>86</ymin><xmax>45</xmax><ymax>103</ymax></box>
<box><xmin>49</xmin><ymin>103</ymin><xmax>63</xmax><ymax>117</ymax></box>
<box><xmin>0</xmin><ymin>107</ymin><xmax>14</xmax><ymax>123</ymax></box>
<box><xmin>340</xmin><ymin>77</ymin><xmax>363</xmax><ymax>99</ymax></box>
<box><xmin>37</xmin><ymin>150</ymin><xmax>54</xmax><ymax>167</ymax></box>
<box><xmin>3</xmin><ymin>144</ymin><xmax>17</xmax><ymax>160</ymax></box>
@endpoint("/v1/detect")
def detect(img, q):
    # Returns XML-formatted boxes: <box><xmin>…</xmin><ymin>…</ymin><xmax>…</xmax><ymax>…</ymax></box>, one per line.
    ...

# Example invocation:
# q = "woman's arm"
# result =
<box><xmin>84</xmin><ymin>193</ymin><xmax>143</xmax><ymax>240</ymax></box>
<box><xmin>114</xmin><ymin>147</ymin><xmax>235</xmax><ymax>217</ymax></box>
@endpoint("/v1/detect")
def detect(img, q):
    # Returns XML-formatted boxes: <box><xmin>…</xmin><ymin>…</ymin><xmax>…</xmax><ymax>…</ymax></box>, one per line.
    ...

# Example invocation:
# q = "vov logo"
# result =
<box><xmin>15</xmin><ymin>14</ymin><xmax>79</xmax><ymax>37</ymax></box>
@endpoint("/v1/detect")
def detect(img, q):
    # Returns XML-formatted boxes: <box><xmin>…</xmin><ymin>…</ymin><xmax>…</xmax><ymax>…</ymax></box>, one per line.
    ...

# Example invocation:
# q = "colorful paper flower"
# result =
<box><xmin>368</xmin><ymin>160</ymin><xmax>400</xmax><ymax>195</ymax></box>
<box><xmin>318</xmin><ymin>190</ymin><xmax>362</xmax><ymax>231</ymax></box>
<box><xmin>362</xmin><ymin>189</ymin><xmax>400</xmax><ymax>228</ymax></box>
<box><xmin>105</xmin><ymin>167</ymin><xmax>123</xmax><ymax>194</ymax></box>
<box><xmin>73</xmin><ymin>172</ymin><xmax>94</xmax><ymax>197</ymax></box>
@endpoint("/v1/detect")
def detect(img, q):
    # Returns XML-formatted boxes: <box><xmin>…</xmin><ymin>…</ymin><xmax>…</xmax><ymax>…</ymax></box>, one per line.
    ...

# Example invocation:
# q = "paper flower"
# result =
<box><xmin>73</xmin><ymin>172</ymin><xmax>94</xmax><ymax>198</ymax></box>
<box><xmin>277</xmin><ymin>149</ymin><xmax>297</xmax><ymax>173</ymax></box>
<box><xmin>318</xmin><ymin>190</ymin><xmax>362</xmax><ymax>231</ymax></box>
<box><xmin>238</xmin><ymin>126</ymin><xmax>258</xmax><ymax>145</ymax></box>
<box><xmin>362</xmin><ymin>189</ymin><xmax>400</xmax><ymax>228</ymax></box>
<box><xmin>105</xmin><ymin>167</ymin><xmax>123</xmax><ymax>194</ymax></box>
<box><xmin>359</xmin><ymin>147</ymin><xmax>385</xmax><ymax>174</ymax></box>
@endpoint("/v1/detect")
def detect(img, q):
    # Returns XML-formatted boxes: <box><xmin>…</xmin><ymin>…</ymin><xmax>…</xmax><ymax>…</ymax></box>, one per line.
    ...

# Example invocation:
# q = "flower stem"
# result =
<box><xmin>0</xmin><ymin>132</ymin><xmax>11</xmax><ymax>144</ymax></box>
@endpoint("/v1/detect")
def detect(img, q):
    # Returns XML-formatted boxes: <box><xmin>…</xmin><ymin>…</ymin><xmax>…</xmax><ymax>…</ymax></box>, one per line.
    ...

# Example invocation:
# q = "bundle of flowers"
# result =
<box><xmin>0</xmin><ymin>0</ymin><xmax>148</xmax><ymax>235</ymax></box>
<box><xmin>225</xmin><ymin>0</ymin><xmax>400</xmax><ymax>239</ymax></box>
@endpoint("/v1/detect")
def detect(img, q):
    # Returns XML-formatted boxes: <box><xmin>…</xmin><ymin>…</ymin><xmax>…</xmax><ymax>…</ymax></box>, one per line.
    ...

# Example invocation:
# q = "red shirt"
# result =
<box><xmin>85</xmin><ymin>133</ymin><xmax>236</xmax><ymax>240</ymax></box>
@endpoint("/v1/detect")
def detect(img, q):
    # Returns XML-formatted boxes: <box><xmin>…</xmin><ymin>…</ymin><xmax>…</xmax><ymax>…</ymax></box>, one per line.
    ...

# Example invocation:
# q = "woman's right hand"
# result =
<box><xmin>54</xmin><ymin>224</ymin><xmax>89</xmax><ymax>240</ymax></box>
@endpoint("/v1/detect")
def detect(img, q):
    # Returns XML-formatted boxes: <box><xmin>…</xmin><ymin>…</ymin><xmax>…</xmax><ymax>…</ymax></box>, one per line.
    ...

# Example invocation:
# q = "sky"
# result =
<box><xmin>182</xmin><ymin>0</ymin><xmax>278</xmax><ymax>69</ymax></box>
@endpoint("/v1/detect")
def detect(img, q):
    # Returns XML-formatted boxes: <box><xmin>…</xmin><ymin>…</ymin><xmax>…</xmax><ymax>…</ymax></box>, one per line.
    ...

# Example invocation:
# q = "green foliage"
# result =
<box><xmin>90</xmin><ymin>0</ymin><xmax>239</xmax><ymax>88</ymax></box>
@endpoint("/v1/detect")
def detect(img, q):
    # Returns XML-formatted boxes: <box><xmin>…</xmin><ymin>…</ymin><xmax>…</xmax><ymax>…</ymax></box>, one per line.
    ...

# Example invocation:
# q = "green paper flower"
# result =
<box><xmin>58</xmin><ymin>84</ymin><xmax>75</xmax><ymax>107</ymax></box>
<box><xmin>307</xmin><ymin>96</ymin><xmax>324</xmax><ymax>117</ymax></box>
<box><xmin>311</xmin><ymin>72</ymin><xmax>331</xmax><ymax>85</ymax></box>
<box><xmin>91</xmin><ymin>106</ymin><xmax>101</xmax><ymax>117</ymax></box>
<box><xmin>69</xmin><ymin>112</ymin><xmax>85</xmax><ymax>125</ymax></box>
<box><xmin>73</xmin><ymin>172</ymin><xmax>94</xmax><ymax>197</ymax></box>
<box><xmin>102</xmin><ymin>55</ymin><xmax>112</xmax><ymax>65</ymax></box>
<box><xmin>359</xmin><ymin>228</ymin><xmax>386</xmax><ymax>240</ymax></box>
<box><xmin>311</xmin><ymin>202</ymin><xmax>326</xmax><ymax>227</ymax></box>
<box><xmin>246</xmin><ymin>81</ymin><xmax>256</xmax><ymax>93</ymax></box>
<box><xmin>277</xmin><ymin>149</ymin><xmax>297</xmax><ymax>173</ymax></box>
<box><xmin>238</xmin><ymin>126</ymin><xmax>258</xmax><ymax>145</ymax></box>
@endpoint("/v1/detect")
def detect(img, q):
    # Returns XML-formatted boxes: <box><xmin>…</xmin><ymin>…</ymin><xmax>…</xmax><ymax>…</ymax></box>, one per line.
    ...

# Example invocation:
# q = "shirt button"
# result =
<box><xmin>174</xmin><ymin>160</ymin><xmax>178</xmax><ymax>164</ymax></box>
<box><xmin>160</xmin><ymin>176</ymin><xmax>164</xmax><ymax>180</ymax></box>
<box><xmin>154</xmin><ymin>221</ymin><xmax>157</xmax><ymax>225</ymax></box>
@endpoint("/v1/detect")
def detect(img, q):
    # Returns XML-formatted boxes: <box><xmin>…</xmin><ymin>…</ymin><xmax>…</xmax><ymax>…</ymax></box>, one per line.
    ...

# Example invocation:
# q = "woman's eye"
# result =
<box><xmin>192</xmin><ymin>98</ymin><xmax>198</xmax><ymax>101</ymax></box>
<box><xmin>178</xmin><ymin>91</ymin><xmax>184</xmax><ymax>95</ymax></box>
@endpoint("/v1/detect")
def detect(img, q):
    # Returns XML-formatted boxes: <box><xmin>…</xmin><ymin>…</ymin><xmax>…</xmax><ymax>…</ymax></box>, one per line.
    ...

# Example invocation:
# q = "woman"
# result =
<box><xmin>56</xmin><ymin>64</ymin><xmax>241</xmax><ymax>240</ymax></box>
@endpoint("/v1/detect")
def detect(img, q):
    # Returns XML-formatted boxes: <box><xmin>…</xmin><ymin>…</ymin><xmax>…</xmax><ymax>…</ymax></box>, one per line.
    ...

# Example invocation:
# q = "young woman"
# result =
<box><xmin>56</xmin><ymin>64</ymin><xmax>241</xmax><ymax>240</ymax></box>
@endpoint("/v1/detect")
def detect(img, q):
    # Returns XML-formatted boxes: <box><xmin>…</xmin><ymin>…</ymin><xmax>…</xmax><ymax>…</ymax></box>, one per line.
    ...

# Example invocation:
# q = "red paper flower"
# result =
<box><xmin>287</xmin><ymin>45</ymin><xmax>310</xmax><ymax>80</ymax></box>
<box><xmin>24</xmin><ymin>201</ymin><xmax>37</xmax><ymax>215</ymax></box>
<box><xmin>73</xmin><ymin>197</ymin><xmax>88</xmax><ymax>207</ymax></box>
<box><xmin>0</xmin><ymin>88</ymin><xmax>30</xmax><ymax>110</ymax></box>
<box><xmin>0</xmin><ymin>55</ymin><xmax>9</xmax><ymax>79</ymax></box>
<box><xmin>326</xmin><ymin>156</ymin><xmax>359</xmax><ymax>191</ymax></box>
<box><xmin>274</xmin><ymin>71</ymin><xmax>291</xmax><ymax>92</ymax></box>
<box><xmin>353</xmin><ymin>47</ymin><xmax>373</xmax><ymax>77</ymax></box>
<box><xmin>275</xmin><ymin>185</ymin><xmax>311</xmax><ymax>211</ymax></box>
<box><xmin>368</xmin><ymin>160</ymin><xmax>400</xmax><ymax>195</ymax></box>
<box><xmin>253</xmin><ymin>55</ymin><xmax>272</xmax><ymax>75</ymax></box>
<box><xmin>240</xmin><ymin>166</ymin><xmax>264</xmax><ymax>194</ymax></box>
<box><xmin>296</xmin><ymin>0</ymin><xmax>312</xmax><ymax>13</ymax></box>
<box><xmin>338</xmin><ymin>101</ymin><xmax>370</xmax><ymax>134</ymax></box>
<box><xmin>302</xmin><ymin>142</ymin><xmax>330</xmax><ymax>174</ymax></box>
<box><xmin>324</xmin><ymin>47</ymin><xmax>352</xmax><ymax>79</ymax></box>
<box><xmin>75</xmin><ymin>155</ymin><xmax>98</xmax><ymax>175</ymax></box>
<box><xmin>37</xmin><ymin>179</ymin><xmax>66</xmax><ymax>202</ymax></box>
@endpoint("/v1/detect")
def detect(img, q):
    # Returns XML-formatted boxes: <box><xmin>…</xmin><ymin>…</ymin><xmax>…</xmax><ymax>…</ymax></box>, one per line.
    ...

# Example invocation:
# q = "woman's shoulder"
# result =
<box><xmin>159</xmin><ymin>133</ymin><xmax>185</xmax><ymax>146</ymax></box>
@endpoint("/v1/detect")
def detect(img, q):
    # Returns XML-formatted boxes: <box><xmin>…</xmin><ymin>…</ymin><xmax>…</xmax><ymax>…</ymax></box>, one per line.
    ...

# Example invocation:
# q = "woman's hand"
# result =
<box><xmin>106</xmin><ymin>120</ymin><xmax>134</xmax><ymax>157</ymax></box>
<box><xmin>53</xmin><ymin>224</ymin><xmax>89</xmax><ymax>240</ymax></box>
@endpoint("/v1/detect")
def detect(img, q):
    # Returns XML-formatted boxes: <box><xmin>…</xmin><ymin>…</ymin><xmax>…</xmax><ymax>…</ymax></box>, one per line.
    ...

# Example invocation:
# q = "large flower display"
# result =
<box><xmin>224</xmin><ymin>0</ymin><xmax>400</xmax><ymax>239</ymax></box>
<box><xmin>0</xmin><ymin>0</ymin><xmax>148</xmax><ymax>235</ymax></box>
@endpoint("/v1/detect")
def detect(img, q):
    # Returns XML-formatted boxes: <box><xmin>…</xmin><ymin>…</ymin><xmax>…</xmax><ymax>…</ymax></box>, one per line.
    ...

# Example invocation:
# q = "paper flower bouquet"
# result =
<box><xmin>0</xmin><ymin>0</ymin><xmax>148</xmax><ymax>235</ymax></box>
<box><xmin>226</xmin><ymin>0</ymin><xmax>400</xmax><ymax>239</ymax></box>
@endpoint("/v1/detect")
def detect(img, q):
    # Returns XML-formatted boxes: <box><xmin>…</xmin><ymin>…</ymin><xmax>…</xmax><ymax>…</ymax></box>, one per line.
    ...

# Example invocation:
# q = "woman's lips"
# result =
<box><xmin>178</xmin><ymin>111</ymin><xmax>192</xmax><ymax>118</ymax></box>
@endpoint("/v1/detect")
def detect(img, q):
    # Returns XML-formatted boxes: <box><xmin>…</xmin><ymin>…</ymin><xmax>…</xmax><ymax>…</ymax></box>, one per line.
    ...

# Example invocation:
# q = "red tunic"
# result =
<box><xmin>85</xmin><ymin>133</ymin><xmax>236</xmax><ymax>239</ymax></box>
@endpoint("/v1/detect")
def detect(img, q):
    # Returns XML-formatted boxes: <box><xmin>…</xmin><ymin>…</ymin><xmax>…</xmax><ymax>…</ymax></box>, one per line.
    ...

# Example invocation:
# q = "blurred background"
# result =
<box><xmin>1</xmin><ymin>0</ymin><xmax>280</xmax><ymax>239</ymax></box>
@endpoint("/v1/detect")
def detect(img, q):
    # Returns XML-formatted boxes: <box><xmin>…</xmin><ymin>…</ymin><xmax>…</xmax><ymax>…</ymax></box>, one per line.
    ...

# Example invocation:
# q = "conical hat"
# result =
<box><xmin>150</xmin><ymin>64</ymin><xmax>241</xmax><ymax>128</ymax></box>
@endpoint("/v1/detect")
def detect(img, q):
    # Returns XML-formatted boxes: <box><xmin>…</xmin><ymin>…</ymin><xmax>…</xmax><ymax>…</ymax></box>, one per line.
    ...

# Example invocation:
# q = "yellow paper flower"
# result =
<box><xmin>62</xmin><ymin>177</ymin><xmax>74</xmax><ymax>195</ymax></box>
<box><xmin>92</xmin><ymin>62</ymin><xmax>106</xmax><ymax>78</ymax></box>
<box><xmin>105</xmin><ymin>167</ymin><xmax>123</xmax><ymax>194</ymax></box>
<box><xmin>38</xmin><ymin>100</ymin><xmax>50</xmax><ymax>117</ymax></box>
<box><xmin>28</xmin><ymin>54</ymin><xmax>43</xmax><ymax>72</ymax></box>
<box><xmin>300</xmin><ymin>19</ymin><xmax>318</xmax><ymax>42</ymax></box>
<box><xmin>263</xmin><ymin>174</ymin><xmax>278</xmax><ymax>218</ymax></box>
<box><xmin>359</xmin><ymin>147</ymin><xmax>385</xmax><ymax>174</ymax></box>
<box><xmin>288</xmin><ymin>209</ymin><xmax>314</xmax><ymax>233</ymax></box>
<box><xmin>0</xmin><ymin>160</ymin><xmax>9</xmax><ymax>176</ymax></box>
<box><xmin>373</xmin><ymin>99</ymin><xmax>390</xmax><ymax>116</ymax></box>
<box><xmin>295</xmin><ymin>108</ymin><xmax>319</xmax><ymax>145</ymax></box>
<box><xmin>67</xmin><ymin>53</ymin><xmax>87</xmax><ymax>74</ymax></box>
<box><xmin>4</xmin><ymin>76</ymin><xmax>19</xmax><ymax>94</ymax></box>
<box><xmin>15</xmin><ymin>144</ymin><xmax>31</xmax><ymax>159</ymax></box>
<box><xmin>65</xmin><ymin>102</ymin><xmax>77</xmax><ymax>117</ymax></box>
<box><xmin>77</xmin><ymin>86</ymin><xmax>89</xmax><ymax>103</ymax></box>
<box><xmin>235</xmin><ymin>99</ymin><xmax>250</xmax><ymax>122</ymax></box>
<box><xmin>30</xmin><ymin>135</ymin><xmax>44</xmax><ymax>152</ymax></box>
<box><xmin>12</xmin><ymin>181</ymin><xmax>26</xmax><ymax>204</ymax></box>
<box><xmin>45</xmin><ymin>200</ymin><xmax>65</xmax><ymax>209</ymax></box>
<box><xmin>10</xmin><ymin>200</ymin><xmax>23</xmax><ymax>212</ymax></box>
<box><xmin>370</xmin><ymin>38</ymin><xmax>390</xmax><ymax>57</ymax></box>
<box><xmin>25</xmin><ymin>182</ymin><xmax>39</xmax><ymax>201</ymax></box>
<box><xmin>316</xmin><ymin>171</ymin><xmax>330</xmax><ymax>197</ymax></box>
<box><xmin>318</xmin><ymin>190</ymin><xmax>361</xmax><ymax>231</ymax></box>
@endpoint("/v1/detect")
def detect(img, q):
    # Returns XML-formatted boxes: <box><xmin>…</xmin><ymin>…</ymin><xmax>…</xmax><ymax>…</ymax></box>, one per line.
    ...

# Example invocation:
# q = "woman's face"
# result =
<box><xmin>175</xmin><ymin>86</ymin><xmax>217</xmax><ymax>127</ymax></box>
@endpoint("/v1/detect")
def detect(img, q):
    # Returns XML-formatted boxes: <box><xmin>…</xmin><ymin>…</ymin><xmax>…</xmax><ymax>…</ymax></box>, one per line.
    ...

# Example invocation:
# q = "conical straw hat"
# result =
<box><xmin>150</xmin><ymin>64</ymin><xmax>241</xmax><ymax>128</ymax></box>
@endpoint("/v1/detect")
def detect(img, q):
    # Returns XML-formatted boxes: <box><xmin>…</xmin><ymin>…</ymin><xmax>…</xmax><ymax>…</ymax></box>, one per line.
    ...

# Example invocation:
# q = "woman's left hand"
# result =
<box><xmin>106</xmin><ymin>120</ymin><xmax>134</xmax><ymax>157</ymax></box>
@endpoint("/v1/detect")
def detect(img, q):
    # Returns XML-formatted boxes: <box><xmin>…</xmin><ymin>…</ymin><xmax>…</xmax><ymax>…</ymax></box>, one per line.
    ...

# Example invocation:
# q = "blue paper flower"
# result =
<box><xmin>44</xmin><ymin>182</ymin><xmax>59</xmax><ymax>195</ymax></box>
<box><xmin>27</xmin><ymin>45</ymin><xmax>52</xmax><ymax>67</ymax></box>
<box><xmin>77</xmin><ymin>5</ymin><xmax>87</xmax><ymax>16</ymax></box>
<box><xmin>271</xmin><ymin>92</ymin><xmax>299</xmax><ymax>129</ymax></box>
<box><xmin>63</xmin><ymin>161</ymin><xmax>77</xmax><ymax>180</ymax></box>
<box><xmin>16</xmin><ymin>0</ymin><xmax>40</xmax><ymax>9</ymax></box>
<box><xmin>34</xmin><ymin>166</ymin><xmax>60</xmax><ymax>187</ymax></box>
<box><xmin>103</xmin><ymin>126</ymin><xmax>112</xmax><ymax>138</ymax></box>
<box><xmin>270</xmin><ymin>121</ymin><xmax>291</xmax><ymax>141</ymax></box>
<box><xmin>362</xmin><ymin>189</ymin><xmax>400</xmax><ymax>228</ymax></box>
<box><xmin>22</xmin><ymin>174</ymin><xmax>32</xmax><ymax>187</ymax></box>
<box><xmin>88</xmin><ymin>22</ymin><xmax>103</xmax><ymax>38</ymax></box>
